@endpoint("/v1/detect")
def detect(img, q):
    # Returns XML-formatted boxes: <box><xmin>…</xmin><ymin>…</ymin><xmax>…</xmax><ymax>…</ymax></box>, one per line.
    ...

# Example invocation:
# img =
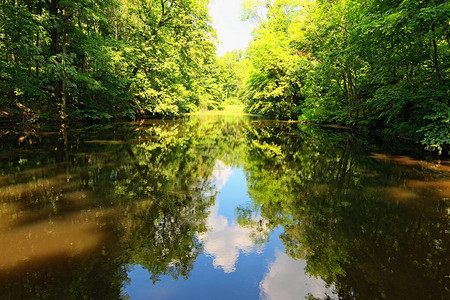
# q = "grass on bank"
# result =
<box><xmin>185</xmin><ymin>104</ymin><xmax>249</xmax><ymax>116</ymax></box>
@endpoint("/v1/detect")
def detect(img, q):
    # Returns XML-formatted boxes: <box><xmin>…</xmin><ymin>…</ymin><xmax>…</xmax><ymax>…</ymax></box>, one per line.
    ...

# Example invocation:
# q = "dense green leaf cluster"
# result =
<box><xmin>0</xmin><ymin>0</ymin><xmax>223</xmax><ymax>120</ymax></box>
<box><xmin>240</xmin><ymin>0</ymin><xmax>450</xmax><ymax>152</ymax></box>
<box><xmin>217</xmin><ymin>50</ymin><xmax>248</xmax><ymax>105</ymax></box>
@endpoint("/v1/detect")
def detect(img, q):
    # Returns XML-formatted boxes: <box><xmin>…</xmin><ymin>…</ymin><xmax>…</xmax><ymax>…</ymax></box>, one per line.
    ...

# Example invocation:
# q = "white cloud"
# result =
<box><xmin>259</xmin><ymin>251</ymin><xmax>337</xmax><ymax>300</ymax></box>
<box><xmin>209</xmin><ymin>0</ymin><xmax>256</xmax><ymax>56</ymax></box>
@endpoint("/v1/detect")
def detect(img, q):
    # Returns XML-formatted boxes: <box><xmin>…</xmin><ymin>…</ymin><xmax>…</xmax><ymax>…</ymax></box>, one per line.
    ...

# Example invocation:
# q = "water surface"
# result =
<box><xmin>0</xmin><ymin>115</ymin><xmax>448</xmax><ymax>299</ymax></box>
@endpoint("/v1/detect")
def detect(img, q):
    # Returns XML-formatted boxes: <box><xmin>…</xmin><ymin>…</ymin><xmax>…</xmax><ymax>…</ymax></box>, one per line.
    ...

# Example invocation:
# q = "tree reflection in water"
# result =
<box><xmin>0</xmin><ymin>116</ymin><xmax>448</xmax><ymax>299</ymax></box>
<box><xmin>239</xmin><ymin>124</ymin><xmax>449</xmax><ymax>299</ymax></box>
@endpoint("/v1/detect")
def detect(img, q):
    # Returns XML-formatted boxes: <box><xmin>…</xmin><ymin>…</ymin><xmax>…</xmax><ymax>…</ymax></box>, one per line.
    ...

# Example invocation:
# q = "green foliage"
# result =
<box><xmin>418</xmin><ymin>102</ymin><xmax>450</xmax><ymax>154</ymax></box>
<box><xmin>1</xmin><ymin>0</ymin><xmax>448</xmax><ymax>151</ymax></box>
<box><xmin>243</xmin><ymin>0</ymin><xmax>305</xmax><ymax>119</ymax></box>
<box><xmin>0</xmin><ymin>0</ymin><xmax>223</xmax><ymax>120</ymax></box>
<box><xmin>217</xmin><ymin>50</ymin><xmax>248</xmax><ymax>105</ymax></box>
<box><xmin>241</xmin><ymin>0</ymin><xmax>450</xmax><ymax>152</ymax></box>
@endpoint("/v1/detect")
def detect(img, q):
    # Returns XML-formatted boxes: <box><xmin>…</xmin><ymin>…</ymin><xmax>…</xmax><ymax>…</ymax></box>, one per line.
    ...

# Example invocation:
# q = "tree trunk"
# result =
<box><xmin>36</xmin><ymin>31</ymin><xmax>39</xmax><ymax>75</ymax></box>
<box><xmin>49</xmin><ymin>0</ymin><xmax>58</xmax><ymax>57</ymax></box>
<box><xmin>49</xmin><ymin>0</ymin><xmax>61</xmax><ymax>103</ymax></box>
<box><xmin>432</xmin><ymin>25</ymin><xmax>441</xmax><ymax>81</ymax></box>
<box><xmin>61</xmin><ymin>7</ymin><xmax>67</xmax><ymax>120</ymax></box>
<box><xmin>115</xmin><ymin>18</ymin><xmax>119</xmax><ymax>76</ymax></box>
<box><xmin>343</xmin><ymin>71</ymin><xmax>350</xmax><ymax>118</ymax></box>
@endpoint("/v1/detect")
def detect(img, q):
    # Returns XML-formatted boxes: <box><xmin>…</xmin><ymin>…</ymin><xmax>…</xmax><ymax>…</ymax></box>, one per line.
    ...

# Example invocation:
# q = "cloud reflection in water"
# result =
<box><xmin>198</xmin><ymin>160</ymin><xmax>262</xmax><ymax>273</ymax></box>
<box><xmin>260</xmin><ymin>251</ymin><xmax>336</xmax><ymax>300</ymax></box>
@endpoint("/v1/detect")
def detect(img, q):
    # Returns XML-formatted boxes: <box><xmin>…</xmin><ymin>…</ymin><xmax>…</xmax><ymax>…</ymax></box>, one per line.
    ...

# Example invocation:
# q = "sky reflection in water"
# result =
<box><xmin>0</xmin><ymin>116</ymin><xmax>448</xmax><ymax>299</ymax></box>
<box><xmin>125</xmin><ymin>162</ymin><xmax>331</xmax><ymax>300</ymax></box>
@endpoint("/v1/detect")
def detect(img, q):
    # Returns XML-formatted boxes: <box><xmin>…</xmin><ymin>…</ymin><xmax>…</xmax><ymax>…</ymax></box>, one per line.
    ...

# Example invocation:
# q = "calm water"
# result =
<box><xmin>0</xmin><ymin>115</ymin><xmax>448</xmax><ymax>299</ymax></box>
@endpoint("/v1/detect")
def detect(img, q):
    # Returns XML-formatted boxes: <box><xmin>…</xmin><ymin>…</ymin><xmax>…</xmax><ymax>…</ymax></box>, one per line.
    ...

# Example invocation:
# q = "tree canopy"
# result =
<box><xmin>239</xmin><ymin>0</ymin><xmax>450</xmax><ymax>153</ymax></box>
<box><xmin>1</xmin><ymin>0</ymin><xmax>449</xmax><ymax>152</ymax></box>
<box><xmin>0</xmin><ymin>0</ymin><xmax>223</xmax><ymax>120</ymax></box>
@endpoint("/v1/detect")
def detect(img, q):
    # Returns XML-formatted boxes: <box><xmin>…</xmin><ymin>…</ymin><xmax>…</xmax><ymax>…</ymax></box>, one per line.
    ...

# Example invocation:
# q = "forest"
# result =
<box><xmin>0</xmin><ymin>0</ymin><xmax>449</xmax><ymax>152</ymax></box>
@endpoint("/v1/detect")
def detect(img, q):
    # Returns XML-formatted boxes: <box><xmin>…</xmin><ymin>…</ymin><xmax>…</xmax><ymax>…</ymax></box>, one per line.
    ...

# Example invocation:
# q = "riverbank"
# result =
<box><xmin>1</xmin><ymin>103</ymin><xmax>447</xmax><ymax>156</ymax></box>
<box><xmin>185</xmin><ymin>105</ymin><xmax>248</xmax><ymax>116</ymax></box>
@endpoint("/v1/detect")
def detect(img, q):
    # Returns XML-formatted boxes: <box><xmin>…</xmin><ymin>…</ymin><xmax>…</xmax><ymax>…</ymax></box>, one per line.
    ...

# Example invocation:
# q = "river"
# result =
<box><xmin>0</xmin><ymin>115</ymin><xmax>448</xmax><ymax>299</ymax></box>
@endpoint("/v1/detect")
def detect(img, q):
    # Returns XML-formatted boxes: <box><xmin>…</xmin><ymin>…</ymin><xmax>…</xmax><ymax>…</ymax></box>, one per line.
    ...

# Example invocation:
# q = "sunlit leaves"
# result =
<box><xmin>0</xmin><ymin>0</ymin><xmax>222</xmax><ymax>119</ymax></box>
<box><xmin>242</xmin><ymin>0</ymin><xmax>450</xmax><ymax>152</ymax></box>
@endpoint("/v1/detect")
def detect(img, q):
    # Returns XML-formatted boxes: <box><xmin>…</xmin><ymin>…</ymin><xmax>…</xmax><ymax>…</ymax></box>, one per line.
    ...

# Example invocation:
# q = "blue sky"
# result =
<box><xmin>209</xmin><ymin>0</ymin><xmax>257</xmax><ymax>57</ymax></box>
